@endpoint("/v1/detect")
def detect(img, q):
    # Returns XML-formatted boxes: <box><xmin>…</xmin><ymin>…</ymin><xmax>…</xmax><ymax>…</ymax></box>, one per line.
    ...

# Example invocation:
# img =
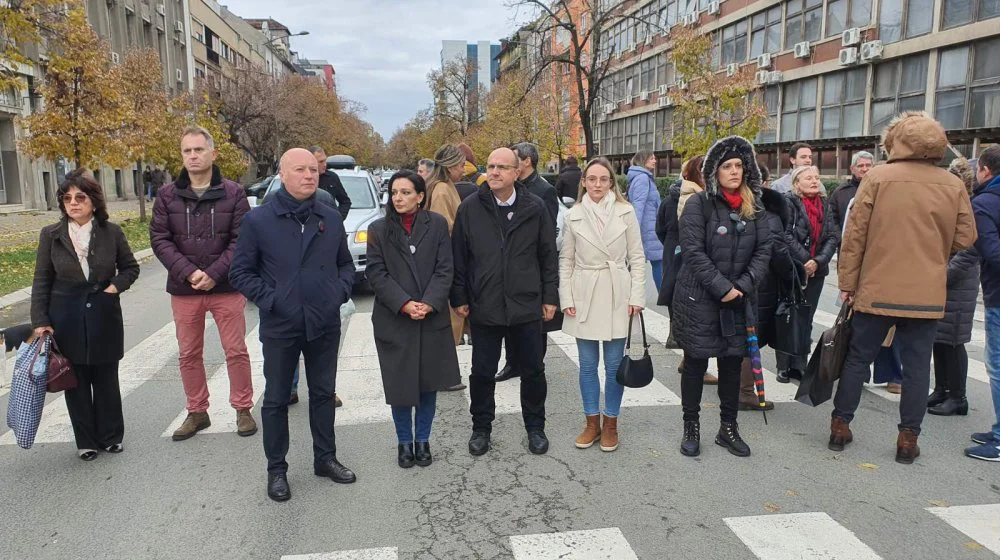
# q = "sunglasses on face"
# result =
<box><xmin>729</xmin><ymin>212</ymin><xmax>747</xmax><ymax>234</ymax></box>
<box><xmin>62</xmin><ymin>194</ymin><xmax>90</xmax><ymax>204</ymax></box>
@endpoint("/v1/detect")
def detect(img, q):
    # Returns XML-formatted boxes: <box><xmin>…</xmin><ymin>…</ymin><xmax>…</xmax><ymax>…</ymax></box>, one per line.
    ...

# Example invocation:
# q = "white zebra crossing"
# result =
<box><xmin>927</xmin><ymin>504</ymin><xmax>1000</xmax><ymax>554</ymax></box>
<box><xmin>332</xmin><ymin>313</ymin><xmax>393</xmax><ymax>426</ymax></box>
<box><xmin>281</xmin><ymin>548</ymin><xmax>398</xmax><ymax>560</ymax></box>
<box><xmin>724</xmin><ymin>512</ymin><xmax>883</xmax><ymax>559</ymax></box>
<box><xmin>510</xmin><ymin>527</ymin><xmax>639</xmax><ymax>559</ymax></box>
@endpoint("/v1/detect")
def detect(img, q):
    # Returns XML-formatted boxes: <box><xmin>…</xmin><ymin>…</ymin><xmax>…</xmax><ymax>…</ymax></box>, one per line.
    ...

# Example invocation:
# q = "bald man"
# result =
<box><xmin>451</xmin><ymin>148</ymin><xmax>559</xmax><ymax>456</ymax></box>
<box><xmin>230</xmin><ymin>147</ymin><xmax>357</xmax><ymax>502</ymax></box>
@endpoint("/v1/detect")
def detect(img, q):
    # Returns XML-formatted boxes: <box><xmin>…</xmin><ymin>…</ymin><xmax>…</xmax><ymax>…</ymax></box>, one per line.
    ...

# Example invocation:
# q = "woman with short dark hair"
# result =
<box><xmin>30</xmin><ymin>169</ymin><xmax>140</xmax><ymax>461</ymax></box>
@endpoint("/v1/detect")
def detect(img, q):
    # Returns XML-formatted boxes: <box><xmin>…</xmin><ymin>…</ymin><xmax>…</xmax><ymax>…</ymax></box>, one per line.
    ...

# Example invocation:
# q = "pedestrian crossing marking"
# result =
<box><xmin>509</xmin><ymin>527</ymin><xmax>639</xmax><ymax>560</ymax></box>
<box><xmin>332</xmin><ymin>313</ymin><xmax>392</xmax><ymax>426</ymax></box>
<box><xmin>281</xmin><ymin>547</ymin><xmax>398</xmax><ymax>560</ymax></box>
<box><xmin>546</xmin><ymin>330</ymin><xmax>681</xmax><ymax>406</ymax></box>
<box><xmin>724</xmin><ymin>512</ymin><xmax>883</xmax><ymax>559</ymax></box>
<box><xmin>927</xmin><ymin>504</ymin><xmax>1000</xmax><ymax>554</ymax></box>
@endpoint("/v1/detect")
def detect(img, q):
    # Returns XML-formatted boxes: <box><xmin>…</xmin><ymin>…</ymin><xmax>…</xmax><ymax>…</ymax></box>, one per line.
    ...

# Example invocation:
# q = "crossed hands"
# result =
<box><xmin>402</xmin><ymin>301</ymin><xmax>434</xmax><ymax>321</ymax></box>
<box><xmin>187</xmin><ymin>270</ymin><xmax>217</xmax><ymax>291</ymax></box>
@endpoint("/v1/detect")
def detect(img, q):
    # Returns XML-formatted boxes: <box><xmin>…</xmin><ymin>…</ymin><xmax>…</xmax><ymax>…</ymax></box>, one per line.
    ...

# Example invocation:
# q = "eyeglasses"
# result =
<box><xmin>486</xmin><ymin>164</ymin><xmax>517</xmax><ymax>172</ymax></box>
<box><xmin>584</xmin><ymin>176</ymin><xmax>612</xmax><ymax>185</ymax></box>
<box><xmin>62</xmin><ymin>193</ymin><xmax>90</xmax><ymax>204</ymax></box>
<box><xmin>729</xmin><ymin>212</ymin><xmax>747</xmax><ymax>234</ymax></box>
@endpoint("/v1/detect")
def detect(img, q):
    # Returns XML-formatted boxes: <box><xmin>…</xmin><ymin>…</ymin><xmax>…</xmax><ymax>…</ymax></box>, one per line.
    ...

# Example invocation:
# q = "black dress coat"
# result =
<box><xmin>935</xmin><ymin>247</ymin><xmax>980</xmax><ymax>346</ymax></box>
<box><xmin>31</xmin><ymin>220</ymin><xmax>140</xmax><ymax>365</ymax></box>
<box><xmin>366</xmin><ymin>210</ymin><xmax>461</xmax><ymax>406</ymax></box>
<box><xmin>656</xmin><ymin>180</ymin><xmax>682</xmax><ymax>307</ymax></box>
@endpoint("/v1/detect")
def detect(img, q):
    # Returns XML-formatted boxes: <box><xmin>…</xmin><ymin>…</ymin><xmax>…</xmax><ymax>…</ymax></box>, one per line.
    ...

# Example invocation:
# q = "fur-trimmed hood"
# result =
<box><xmin>760</xmin><ymin>187</ymin><xmax>790</xmax><ymax>226</ymax></box>
<box><xmin>701</xmin><ymin>136</ymin><xmax>764</xmax><ymax>197</ymax></box>
<box><xmin>948</xmin><ymin>157</ymin><xmax>974</xmax><ymax>195</ymax></box>
<box><xmin>881</xmin><ymin>111</ymin><xmax>948</xmax><ymax>162</ymax></box>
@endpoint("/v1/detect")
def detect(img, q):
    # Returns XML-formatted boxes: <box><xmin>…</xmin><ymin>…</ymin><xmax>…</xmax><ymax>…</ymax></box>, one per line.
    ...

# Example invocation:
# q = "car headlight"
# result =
<box><xmin>354</xmin><ymin>230</ymin><xmax>368</xmax><ymax>244</ymax></box>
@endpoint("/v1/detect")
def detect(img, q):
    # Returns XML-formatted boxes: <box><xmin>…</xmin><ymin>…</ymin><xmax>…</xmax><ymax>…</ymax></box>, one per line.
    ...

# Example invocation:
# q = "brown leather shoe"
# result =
<box><xmin>575</xmin><ymin>415</ymin><xmax>601</xmax><ymax>449</ymax></box>
<box><xmin>703</xmin><ymin>373</ymin><xmax>719</xmax><ymax>385</ymax></box>
<box><xmin>895</xmin><ymin>428</ymin><xmax>920</xmax><ymax>464</ymax></box>
<box><xmin>334</xmin><ymin>393</ymin><xmax>343</xmax><ymax>408</ymax></box>
<box><xmin>172</xmin><ymin>412</ymin><xmax>211</xmax><ymax>441</ymax></box>
<box><xmin>600</xmin><ymin>415</ymin><xmax>619</xmax><ymax>452</ymax></box>
<box><xmin>236</xmin><ymin>408</ymin><xmax>257</xmax><ymax>437</ymax></box>
<box><xmin>886</xmin><ymin>382</ymin><xmax>902</xmax><ymax>394</ymax></box>
<box><xmin>828</xmin><ymin>416</ymin><xmax>853</xmax><ymax>451</ymax></box>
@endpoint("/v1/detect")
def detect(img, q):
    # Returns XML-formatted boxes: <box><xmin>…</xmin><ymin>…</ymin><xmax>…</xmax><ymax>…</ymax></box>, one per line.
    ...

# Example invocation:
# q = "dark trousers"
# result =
<box><xmin>64</xmin><ymin>362</ymin><xmax>124</xmax><ymax>450</ymax></box>
<box><xmin>503</xmin><ymin>327</ymin><xmax>549</xmax><ymax>371</ymax></box>
<box><xmin>261</xmin><ymin>331</ymin><xmax>339</xmax><ymax>474</ymax></box>
<box><xmin>469</xmin><ymin>320</ymin><xmax>547</xmax><ymax>433</ymax></box>
<box><xmin>776</xmin><ymin>275</ymin><xmax>825</xmax><ymax>372</ymax></box>
<box><xmin>933</xmin><ymin>343</ymin><xmax>968</xmax><ymax>398</ymax></box>
<box><xmin>681</xmin><ymin>354</ymin><xmax>742</xmax><ymax>422</ymax></box>
<box><xmin>833</xmin><ymin>311</ymin><xmax>937</xmax><ymax>433</ymax></box>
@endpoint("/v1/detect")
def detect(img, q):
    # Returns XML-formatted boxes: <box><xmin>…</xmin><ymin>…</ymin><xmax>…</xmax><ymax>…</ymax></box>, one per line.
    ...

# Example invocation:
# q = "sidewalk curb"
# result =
<box><xmin>0</xmin><ymin>248</ymin><xmax>155</xmax><ymax>310</ymax></box>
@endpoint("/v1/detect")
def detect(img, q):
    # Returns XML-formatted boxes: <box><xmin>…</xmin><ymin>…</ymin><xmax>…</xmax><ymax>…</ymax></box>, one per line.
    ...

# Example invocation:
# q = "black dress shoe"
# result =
<box><xmin>267</xmin><ymin>473</ymin><xmax>291</xmax><ymax>502</ymax></box>
<box><xmin>398</xmin><ymin>444</ymin><xmax>415</xmax><ymax>468</ymax></box>
<box><xmin>314</xmin><ymin>458</ymin><xmax>357</xmax><ymax>483</ymax></box>
<box><xmin>495</xmin><ymin>364</ymin><xmax>520</xmax><ymax>382</ymax></box>
<box><xmin>469</xmin><ymin>431</ymin><xmax>491</xmax><ymax>456</ymax></box>
<box><xmin>104</xmin><ymin>443</ymin><xmax>124</xmax><ymax>454</ymax></box>
<box><xmin>527</xmin><ymin>430</ymin><xmax>549</xmax><ymax>455</ymax></box>
<box><xmin>415</xmin><ymin>442</ymin><xmax>432</xmax><ymax>467</ymax></box>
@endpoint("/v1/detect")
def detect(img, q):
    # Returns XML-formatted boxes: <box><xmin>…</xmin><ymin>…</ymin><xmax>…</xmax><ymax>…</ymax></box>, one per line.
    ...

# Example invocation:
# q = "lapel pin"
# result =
<box><xmin>507</xmin><ymin>211</ymin><xmax>514</xmax><ymax>221</ymax></box>
<box><xmin>409</xmin><ymin>244</ymin><xmax>416</xmax><ymax>254</ymax></box>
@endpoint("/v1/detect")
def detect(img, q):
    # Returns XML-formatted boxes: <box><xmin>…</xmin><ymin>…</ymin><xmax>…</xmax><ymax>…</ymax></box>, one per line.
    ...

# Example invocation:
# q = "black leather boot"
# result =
<box><xmin>414</xmin><ymin>442</ymin><xmax>432</xmax><ymax>467</ymax></box>
<box><xmin>715</xmin><ymin>421</ymin><xmax>751</xmax><ymax>457</ymax></box>
<box><xmin>680</xmin><ymin>420</ymin><xmax>700</xmax><ymax>457</ymax></box>
<box><xmin>926</xmin><ymin>388</ymin><xmax>948</xmax><ymax>408</ymax></box>
<box><xmin>927</xmin><ymin>397</ymin><xmax>969</xmax><ymax>416</ymax></box>
<box><xmin>397</xmin><ymin>444</ymin><xmax>415</xmax><ymax>468</ymax></box>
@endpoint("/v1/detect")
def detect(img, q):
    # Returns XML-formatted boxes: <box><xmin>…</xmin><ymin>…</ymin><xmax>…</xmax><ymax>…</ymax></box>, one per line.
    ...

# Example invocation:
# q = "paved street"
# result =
<box><xmin>1</xmin><ymin>258</ymin><xmax>999</xmax><ymax>559</ymax></box>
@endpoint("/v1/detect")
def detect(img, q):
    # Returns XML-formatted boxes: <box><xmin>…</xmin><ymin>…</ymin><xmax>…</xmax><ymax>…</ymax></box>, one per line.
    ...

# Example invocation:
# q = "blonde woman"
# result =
<box><xmin>560</xmin><ymin>157</ymin><xmax>646</xmax><ymax>452</ymax></box>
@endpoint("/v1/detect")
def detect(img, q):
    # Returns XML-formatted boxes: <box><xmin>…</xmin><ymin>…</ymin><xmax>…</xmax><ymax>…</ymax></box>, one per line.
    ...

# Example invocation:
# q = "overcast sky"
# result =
<box><xmin>225</xmin><ymin>0</ymin><xmax>532</xmax><ymax>140</ymax></box>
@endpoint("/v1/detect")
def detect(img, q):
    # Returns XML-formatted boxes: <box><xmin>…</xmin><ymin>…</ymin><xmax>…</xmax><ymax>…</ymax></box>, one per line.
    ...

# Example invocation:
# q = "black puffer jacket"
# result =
<box><xmin>756</xmin><ymin>189</ymin><xmax>799</xmax><ymax>348</ymax></box>
<box><xmin>935</xmin><ymin>247</ymin><xmax>980</xmax><ymax>346</ymax></box>
<box><xmin>785</xmin><ymin>192</ymin><xmax>840</xmax><ymax>277</ymax></box>
<box><xmin>671</xmin><ymin>136</ymin><xmax>772</xmax><ymax>359</ymax></box>
<box><xmin>828</xmin><ymin>176</ymin><xmax>860</xmax><ymax>232</ymax></box>
<box><xmin>656</xmin><ymin>180</ymin><xmax>682</xmax><ymax>306</ymax></box>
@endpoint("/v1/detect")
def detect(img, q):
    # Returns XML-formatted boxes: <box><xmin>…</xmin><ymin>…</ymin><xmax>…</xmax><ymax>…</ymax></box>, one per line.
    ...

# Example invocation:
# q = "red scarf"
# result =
<box><xmin>721</xmin><ymin>189</ymin><xmax>743</xmax><ymax>211</ymax></box>
<box><xmin>801</xmin><ymin>195</ymin><xmax>824</xmax><ymax>257</ymax></box>
<box><xmin>401</xmin><ymin>211</ymin><xmax>417</xmax><ymax>235</ymax></box>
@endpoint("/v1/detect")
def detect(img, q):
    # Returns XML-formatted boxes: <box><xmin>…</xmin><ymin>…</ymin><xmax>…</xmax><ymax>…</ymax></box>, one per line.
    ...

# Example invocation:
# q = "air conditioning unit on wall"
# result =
<box><xmin>640</xmin><ymin>90</ymin><xmax>650</xmax><ymax>101</ymax></box>
<box><xmin>708</xmin><ymin>0</ymin><xmax>721</xmax><ymax>14</ymax></box>
<box><xmin>111</xmin><ymin>51</ymin><xmax>120</xmax><ymax>64</ymax></box>
<box><xmin>174</xmin><ymin>21</ymin><xmax>184</xmax><ymax>33</ymax></box>
<box><xmin>839</xmin><ymin>47</ymin><xmax>858</xmax><ymax>65</ymax></box>
<box><xmin>842</xmin><ymin>27</ymin><xmax>862</xmax><ymax>46</ymax></box>
<box><xmin>658</xmin><ymin>84</ymin><xmax>669</xmax><ymax>95</ymax></box>
<box><xmin>726</xmin><ymin>63</ymin><xmax>739</xmax><ymax>76</ymax></box>
<box><xmin>156</xmin><ymin>3</ymin><xmax>165</xmax><ymax>15</ymax></box>
<box><xmin>860</xmin><ymin>40</ymin><xmax>884</xmax><ymax>61</ymax></box>
<box><xmin>175</xmin><ymin>68</ymin><xmax>183</xmax><ymax>82</ymax></box>
<box><xmin>658</xmin><ymin>96</ymin><xmax>673</xmax><ymax>107</ymax></box>
<box><xmin>756</xmin><ymin>70</ymin><xmax>769</xmax><ymax>85</ymax></box>
<box><xmin>793</xmin><ymin>41</ymin><xmax>811</xmax><ymax>59</ymax></box>
<box><xmin>676</xmin><ymin>79</ymin><xmax>688</xmax><ymax>90</ymax></box>
<box><xmin>684</xmin><ymin>12</ymin><xmax>698</xmax><ymax>26</ymax></box>
<box><xmin>767</xmin><ymin>70</ymin><xmax>783</xmax><ymax>84</ymax></box>
<box><xmin>757</xmin><ymin>53</ymin><xmax>772</xmax><ymax>69</ymax></box>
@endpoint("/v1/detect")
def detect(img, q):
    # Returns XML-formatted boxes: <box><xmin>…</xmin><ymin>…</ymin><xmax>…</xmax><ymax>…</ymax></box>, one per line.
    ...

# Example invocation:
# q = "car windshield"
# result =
<box><xmin>340</xmin><ymin>176</ymin><xmax>375</xmax><ymax>209</ymax></box>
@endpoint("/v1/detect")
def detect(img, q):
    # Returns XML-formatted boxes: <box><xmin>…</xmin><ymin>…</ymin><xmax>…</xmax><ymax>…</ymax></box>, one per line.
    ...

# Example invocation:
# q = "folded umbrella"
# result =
<box><xmin>744</xmin><ymin>296</ymin><xmax>768</xmax><ymax>424</ymax></box>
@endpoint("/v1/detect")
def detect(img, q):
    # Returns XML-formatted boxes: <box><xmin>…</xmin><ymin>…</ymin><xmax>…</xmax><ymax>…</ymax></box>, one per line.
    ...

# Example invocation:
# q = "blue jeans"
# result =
<box><xmin>577</xmin><ymin>338</ymin><xmax>627</xmax><ymax>417</ymax></box>
<box><xmin>391</xmin><ymin>391</ymin><xmax>437</xmax><ymax>444</ymax></box>
<box><xmin>649</xmin><ymin>260</ymin><xmax>663</xmax><ymax>292</ymax></box>
<box><xmin>984</xmin><ymin>308</ymin><xmax>1000</xmax><ymax>441</ymax></box>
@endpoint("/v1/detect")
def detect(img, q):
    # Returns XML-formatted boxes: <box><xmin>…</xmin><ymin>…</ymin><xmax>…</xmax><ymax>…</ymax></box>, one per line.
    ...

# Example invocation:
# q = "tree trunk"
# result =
<box><xmin>137</xmin><ymin>159</ymin><xmax>147</xmax><ymax>222</ymax></box>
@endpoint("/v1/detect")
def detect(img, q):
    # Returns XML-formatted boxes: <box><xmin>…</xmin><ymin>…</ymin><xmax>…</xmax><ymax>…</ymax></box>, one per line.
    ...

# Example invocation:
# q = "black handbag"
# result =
<box><xmin>616</xmin><ymin>312</ymin><xmax>654</xmax><ymax>388</ymax></box>
<box><xmin>795</xmin><ymin>335</ymin><xmax>835</xmax><ymax>406</ymax></box>
<box><xmin>773</xmin><ymin>265</ymin><xmax>811</xmax><ymax>356</ymax></box>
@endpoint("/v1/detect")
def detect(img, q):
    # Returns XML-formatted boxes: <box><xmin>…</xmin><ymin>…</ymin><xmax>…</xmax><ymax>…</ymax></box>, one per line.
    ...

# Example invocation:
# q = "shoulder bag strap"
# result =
<box><xmin>637</xmin><ymin>311</ymin><xmax>650</xmax><ymax>352</ymax></box>
<box><xmin>625</xmin><ymin>314</ymin><xmax>635</xmax><ymax>350</ymax></box>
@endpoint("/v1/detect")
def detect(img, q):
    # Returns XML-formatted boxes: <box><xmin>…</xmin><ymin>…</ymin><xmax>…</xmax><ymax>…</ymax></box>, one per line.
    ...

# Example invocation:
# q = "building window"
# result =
<box><xmin>750</xmin><ymin>6</ymin><xmax>782</xmax><ymax>58</ymax></box>
<box><xmin>659</xmin><ymin>0</ymin><xmax>678</xmax><ymax>29</ymax></box>
<box><xmin>639</xmin><ymin>112</ymin><xmax>654</xmax><ymax>150</ymax></box>
<box><xmin>656</xmin><ymin>53</ymin><xmax>674</xmax><ymax>87</ymax></box>
<box><xmin>943</xmin><ymin>0</ymin><xmax>1000</xmax><ymax>29</ymax></box>
<box><xmin>780</xmin><ymin>77</ymin><xmax>818</xmax><ymax>141</ymax></box>
<box><xmin>624</xmin><ymin>116</ymin><xmax>637</xmax><ymax>153</ymax></box>
<box><xmin>640</xmin><ymin>58</ymin><xmax>655</xmax><ymax>91</ymax></box>
<box><xmin>870</xmin><ymin>54</ymin><xmax>928</xmax><ymax>133</ymax></box>
<box><xmin>757</xmin><ymin>87</ymin><xmax>780</xmax><ymax>143</ymax></box>
<box><xmin>935</xmin><ymin>37</ymin><xmax>1000</xmax><ymax>129</ymax></box>
<box><xmin>785</xmin><ymin>0</ymin><xmax>823</xmax><ymax>48</ymax></box>
<box><xmin>721</xmin><ymin>20</ymin><xmax>748</xmax><ymax>65</ymax></box>
<box><xmin>655</xmin><ymin>108</ymin><xmax>673</xmax><ymax>151</ymax></box>
<box><xmin>826</xmin><ymin>0</ymin><xmax>873</xmax><ymax>37</ymax></box>
<box><xmin>821</xmin><ymin>68</ymin><xmax>867</xmax><ymax>138</ymax></box>
<box><xmin>879</xmin><ymin>0</ymin><xmax>932</xmax><ymax>44</ymax></box>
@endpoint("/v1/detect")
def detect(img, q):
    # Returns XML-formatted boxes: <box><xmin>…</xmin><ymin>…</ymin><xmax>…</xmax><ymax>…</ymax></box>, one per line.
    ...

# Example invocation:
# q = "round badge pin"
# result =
<box><xmin>717</xmin><ymin>225</ymin><xmax>728</xmax><ymax>236</ymax></box>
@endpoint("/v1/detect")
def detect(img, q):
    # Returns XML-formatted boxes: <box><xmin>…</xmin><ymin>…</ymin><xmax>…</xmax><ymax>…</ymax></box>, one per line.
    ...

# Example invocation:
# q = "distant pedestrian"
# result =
<box><xmin>310</xmin><ymin>146</ymin><xmax>353</xmax><ymax>220</ymax></box>
<box><xmin>417</xmin><ymin>159</ymin><xmax>435</xmax><ymax>182</ymax></box>
<box><xmin>828</xmin><ymin>151</ymin><xmax>874</xmax><ymax>232</ymax></box>
<box><xmin>31</xmin><ymin>170</ymin><xmax>140</xmax><ymax>461</ymax></box>
<box><xmin>366</xmin><ymin>170</ymin><xmax>460</xmax><ymax>469</ymax></box>
<box><xmin>230</xmin><ymin>148</ymin><xmax>357</xmax><ymax>502</ymax></box>
<box><xmin>143</xmin><ymin>165</ymin><xmax>153</xmax><ymax>201</ymax></box>
<box><xmin>151</xmin><ymin>166</ymin><xmax>166</xmax><ymax>199</ymax></box>
<box><xmin>452</xmin><ymin>147</ymin><xmax>559</xmax><ymax>457</ymax></box>
<box><xmin>654</xmin><ymin>175</ymin><xmax>681</xmax><ymax>343</ymax></box>
<box><xmin>455</xmin><ymin>143</ymin><xmax>485</xmax><ymax>201</ymax></box>
<box><xmin>555</xmin><ymin>156</ymin><xmax>582</xmax><ymax>200</ymax></box>
<box><xmin>771</xmin><ymin>142</ymin><xmax>813</xmax><ymax>194</ymax></box>
<box><xmin>560</xmin><ymin>157</ymin><xmax>646</xmax><ymax>452</ymax></box>
<box><xmin>672</xmin><ymin>136</ymin><xmax>771</xmax><ymax>459</ymax></box>
<box><xmin>627</xmin><ymin>150</ymin><xmax>664</xmax><ymax>292</ymax></box>
<box><xmin>968</xmin><ymin>144</ymin><xmax>1000</xmax><ymax>462</ymax></box>
<box><xmin>150</xmin><ymin>126</ymin><xmax>257</xmax><ymax>443</ymax></box>
<box><xmin>833</xmin><ymin>111</ymin><xmax>976</xmax><ymax>465</ymax></box>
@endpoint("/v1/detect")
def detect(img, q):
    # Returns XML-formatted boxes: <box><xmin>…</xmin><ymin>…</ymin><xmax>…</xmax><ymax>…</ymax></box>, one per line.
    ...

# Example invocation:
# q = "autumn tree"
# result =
<box><xmin>148</xmin><ymin>93</ymin><xmax>248</xmax><ymax>181</ymax></box>
<box><xmin>117</xmin><ymin>48</ymin><xmax>169</xmax><ymax>221</ymax></box>
<box><xmin>669</xmin><ymin>27</ymin><xmax>767</xmax><ymax>159</ymax></box>
<box><xmin>427</xmin><ymin>59</ymin><xmax>481</xmax><ymax>138</ymax></box>
<box><xmin>0</xmin><ymin>0</ymin><xmax>74</xmax><ymax>91</ymax></box>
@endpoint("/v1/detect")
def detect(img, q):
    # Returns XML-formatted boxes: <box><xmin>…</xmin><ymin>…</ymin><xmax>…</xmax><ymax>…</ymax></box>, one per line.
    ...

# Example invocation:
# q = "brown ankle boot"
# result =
<box><xmin>575</xmin><ymin>415</ymin><xmax>601</xmax><ymax>449</ymax></box>
<box><xmin>600</xmin><ymin>416</ymin><xmax>619</xmax><ymax>452</ymax></box>
<box><xmin>172</xmin><ymin>411</ymin><xmax>210</xmax><ymax>442</ymax></box>
<box><xmin>896</xmin><ymin>428</ymin><xmax>920</xmax><ymax>464</ymax></box>
<box><xmin>828</xmin><ymin>416</ymin><xmax>853</xmax><ymax>451</ymax></box>
<box><xmin>236</xmin><ymin>408</ymin><xmax>257</xmax><ymax>437</ymax></box>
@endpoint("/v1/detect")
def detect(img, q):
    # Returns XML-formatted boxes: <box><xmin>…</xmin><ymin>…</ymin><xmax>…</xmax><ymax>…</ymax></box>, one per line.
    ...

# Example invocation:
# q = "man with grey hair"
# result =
<box><xmin>417</xmin><ymin>159</ymin><xmax>435</xmax><ymax>181</ymax></box>
<box><xmin>309</xmin><ymin>146</ymin><xmax>352</xmax><ymax>220</ymax></box>
<box><xmin>513</xmin><ymin>142</ymin><xmax>559</xmax><ymax>222</ymax></box>
<box><xmin>829</xmin><ymin>151</ymin><xmax>875</xmax><ymax>232</ymax></box>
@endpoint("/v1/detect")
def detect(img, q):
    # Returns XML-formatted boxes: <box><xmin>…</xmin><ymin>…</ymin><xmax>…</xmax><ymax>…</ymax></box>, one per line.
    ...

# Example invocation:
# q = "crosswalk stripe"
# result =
<box><xmin>509</xmin><ymin>527</ymin><xmax>639</xmax><ymax>560</ymax></box>
<box><xmin>724</xmin><ymin>512</ymin><xmax>883</xmax><ymax>559</ymax></box>
<box><xmin>0</xmin><ymin>319</ymin><xmax>183</xmax><ymax>446</ymax></box>
<box><xmin>161</xmin><ymin>324</ymin><xmax>263</xmax><ymax>437</ymax></box>
<box><xmin>333</xmin><ymin>313</ymin><xmax>393</xmax><ymax>426</ymax></box>
<box><xmin>280</xmin><ymin>547</ymin><xmax>399</xmax><ymax>560</ymax></box>
<box><xmin>926</xmin><ymin>504</ymin><xmax>1000</xmax><ymax>554</ymax></box>
<box><xmin>546</xmin><ymin>329</ymin><xmax>681</xmax><ymax>406</ymax></box>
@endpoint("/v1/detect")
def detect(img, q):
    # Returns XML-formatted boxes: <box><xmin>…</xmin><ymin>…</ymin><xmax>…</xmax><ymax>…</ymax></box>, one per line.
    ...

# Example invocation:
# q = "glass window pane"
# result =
<box><xmin>785</xmin><ymin>15</ymin><xmax>803</xmax><ymax>47</ymax></box>
<box><xmin>735</xmin><ymin>35</ymin><xmax>747</xmax><ymax>62</ymax></box>
<box><xmin>938</xmin><ymin>47</ymin><xmax>970</xmax><ymax>88</ymax></box>
<box><xmin>736</xmin><ymin>20</ymin><xmax>748</xmax><ymax>34</ymax></box>
<box><xmin>983</xmin><ymin>0</ymin><xmax>1000</xmax><ymax>19</ymax></box>
<box><xmin>800</xmin><ymin>78</ymin><xmax>818</xmax><ymax>108</ymax></box>
<box><xmin>974</xmin><ymin>38</ymin><xmax>1000</xmax><ymax>80</ymax></box>
<box><xmin>900</xmin><ymin>55</ymin><xmax>929</xmax><ymax>93</ymax></box>
<box><xmin>805</xmin><ymin>7</ymin><xmax>822</xmax><ymax>40</ymax></box>
<box><xmin>823</xmin><ymin>73</ymin><xmax>844</xmax><ymax>105</ymax></box>
<box><xmin>799</xmin><ymin>109</ymin><xmax>816</xmax><ymax>139</ymax></box>
<box><xmin>906</xmin><ymin>0</ymin><xmax>934</xmax><ymax>37</ymax></box>
<box><xmin>879</xmin><ymin>0</ymin><xmax>903</xmax><ymax>44</ymax></box>
<box><xmin>827</xmin><ymin>0</ymin><xmax>847</xmax><ymax>36</ymax></box>
<box><xmin>970</xmin><ymin>85</ymin><xmax>1000</xmax><ymax>128</ymax></box>
<box><xmin>806</xmin><ymin>0</ymin><xmax>823</xmax><ymax>8</ymax></box>
<box><xmin>850</xmin><ymin>0</ymin><xmax>873</xmax><ymax>26</ymax></box>
<box><xmin>780</xmin><ymin>113</ymin><xmax>798</xmax><ymax>141</ymax></box>
<box><xmin>822</xmin><ymin>109</ymin><xmax>841</xmax><ymax>138</ymax></box>
<box><xmin>783</xmin><ymin>82</ymin><xmax>800</xmax><ymax>110</ymax></box>
<box><xmin>787</xmin><ymin>0</ymin><xmax>803</xmax><ymax>15</ymax></box>
<box><xmin>753</xmin><ymin>13</ymin><xmax>767</xmax><ymax>29</ymax></box>
<box><xmin>846</xmin><ymin>68</ymin><xmax>867</xmax><ymax>101</ymax></box>
<box><xmin>943</xmin><ymin>0</ymin><xmax>974</xmax><ymax>27</ymax></box>
<box><xmin>898</xmin><ymin>94</ymin><xmax>926</xmax><ymax>112</ymax></box>
<box><xmin>936</xmin><ymin>89</ymin><xmax>967</xmax><ymax>129</ymax></box>
<box><xmin>871</xmin><ymin>100</ymin><xmax>896</xmax><ymax>133</ymax></box>
<box><xmin>722</xmin><ymin>40</ymin><xmax>735</xmax><ymax>64</ymax></box>
<box><xmin>843</xmin><ymin>103</ymin><xmax>864</xmax><ymax>136</ymax></box>
<box><xmin>765</xmin><ymin>87</ymin><xmax>780</xmax><ymax>114</ymax></box>
<box><xmin>766</xmin><ymin>23</ymin><xmax>782</xmax><ymax>52</ymax></box>
<box><xmin>750</xmin><ymin>30</ymin><xmax>764</xmax><ymax>58</ymax></box>
<box><xmin>769</xmin><ymin>6</ymin><xmax>783</xmax><ymax>21</ymax></box>
<box><xmin>875</xmin><ymin>62</ymin><xmax>898</xmax><ymax>98</ymax></box>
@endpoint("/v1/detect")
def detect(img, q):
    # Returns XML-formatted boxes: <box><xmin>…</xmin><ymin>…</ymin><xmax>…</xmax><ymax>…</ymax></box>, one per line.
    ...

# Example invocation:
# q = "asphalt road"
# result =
<box><xmin>1</xmin><ymin>258</ymin><xmax>998</xmax><ymax>559</ymax></box>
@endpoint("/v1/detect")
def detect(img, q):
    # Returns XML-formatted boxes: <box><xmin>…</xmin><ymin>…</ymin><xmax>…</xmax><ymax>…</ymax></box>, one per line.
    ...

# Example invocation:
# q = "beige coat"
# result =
<box><xmin>559</xmin><ymin>200</ymin><xmax>647</xmax><ymax>341</ymax></box>
<box><xmin>676</xmin><ymin>180</ymin><xmax>704</xmax><ymax>219</ymax></box>
<box><xmin>425</xmin><ymin>178</ymin><xmax>465</xmax><ymax>343</ymax></box>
